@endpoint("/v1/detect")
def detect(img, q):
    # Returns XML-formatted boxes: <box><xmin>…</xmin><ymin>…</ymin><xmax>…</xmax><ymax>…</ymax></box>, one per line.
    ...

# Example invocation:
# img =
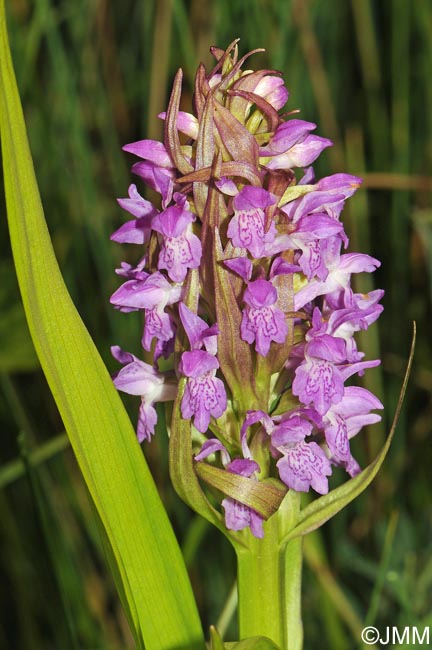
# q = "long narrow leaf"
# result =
<box><xmin>0</xmin><ymin>5</ymin><xmax>204</xmax><ymax>649</ymax></box>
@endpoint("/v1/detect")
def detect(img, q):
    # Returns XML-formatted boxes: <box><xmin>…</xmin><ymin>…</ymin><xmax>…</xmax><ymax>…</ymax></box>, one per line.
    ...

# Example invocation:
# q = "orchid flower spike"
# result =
<box><xmin>110</xmin><ymin>41</ymin><xmax>383</xmax><ymax>538</ymax></box>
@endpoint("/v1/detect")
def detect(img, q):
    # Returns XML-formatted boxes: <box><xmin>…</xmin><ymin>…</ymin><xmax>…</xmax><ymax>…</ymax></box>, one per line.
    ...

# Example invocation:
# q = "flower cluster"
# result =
<box><xmin>110</xmin><ymin>41</ymin><xmax>383</xmax><ymax>537</ymax></box>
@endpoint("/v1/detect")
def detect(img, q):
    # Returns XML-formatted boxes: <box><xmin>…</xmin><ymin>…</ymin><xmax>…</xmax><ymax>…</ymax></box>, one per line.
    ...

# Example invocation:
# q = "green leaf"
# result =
<box><xmin>281</xmin><ymin>324</ymin><xmax>416</xmax><ymax>546</ymax></box>
<box><xmin>0</xmin><ymin>5</ymin><xmax>204</xmax><ymax>649</ymax></box>
<box><xmin>225</xmin><ymin>637</ymin><xmax>281</xmax><ymax>649</ymax></box>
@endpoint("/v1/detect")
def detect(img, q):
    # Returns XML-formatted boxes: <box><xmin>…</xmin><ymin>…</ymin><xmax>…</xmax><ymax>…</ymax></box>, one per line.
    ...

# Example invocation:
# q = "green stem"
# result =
<box><xmin>283</xmin><ymin>537</ymin><xmax>304</xmax><ymax>650</ymax></box>
<box><xmin>236</xmin><ymin>493</ymin><xmax>303</xmax><ymax>649</ymax></box>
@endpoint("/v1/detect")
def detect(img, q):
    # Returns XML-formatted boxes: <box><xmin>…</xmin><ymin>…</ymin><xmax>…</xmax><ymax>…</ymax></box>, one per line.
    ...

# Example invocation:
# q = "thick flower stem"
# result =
<box><xmin>236</xmin><ymin>495</ymin><xmax>303</xmax><ymax>649</ymax></box>
<box><xmin>282</xmin><ymin>536</ymin><xmax>304</xmax><ymax>650</ymax></box>
<box><xmin>237</xmin><ymin>518</ymin><xmax>283</xmax><ymax>644</ymax></box>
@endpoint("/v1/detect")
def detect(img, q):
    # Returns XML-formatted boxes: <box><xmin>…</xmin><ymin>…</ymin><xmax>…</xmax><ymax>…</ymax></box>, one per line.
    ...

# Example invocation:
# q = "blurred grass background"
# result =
<box><xmin>1</xmin><ymin>0</ymin><xmax>431</xmax><ymax>648</ymax></box>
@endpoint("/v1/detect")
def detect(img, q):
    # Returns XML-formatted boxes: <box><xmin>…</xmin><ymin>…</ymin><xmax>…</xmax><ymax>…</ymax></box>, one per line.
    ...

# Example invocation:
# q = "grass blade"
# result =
<box><xmin>0</xmin><ymin>4</ymin><xmax>204</xmax><ymax>649</ymax></box>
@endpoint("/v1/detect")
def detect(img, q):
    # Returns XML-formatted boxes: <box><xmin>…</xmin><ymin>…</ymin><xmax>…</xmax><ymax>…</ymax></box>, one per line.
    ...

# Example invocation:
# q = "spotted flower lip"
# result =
<box><xmin>276</xmin><ymin>440</ymin><xmax>332</xmax><ymax>494</ymax></box>
<box><xmin>293</xmin><ymin>357</ymin><xmax>345</xmax><ymax>415</ymax></box>
<box><xmin>152</xmin><ymin>203</ymin><xmax>202</xmax><ymax>282</ymax></box>
<box><xmin>110</xmin><ymin>41</ymin><xmax>384</xmax><ymax>538</ymax></box>
<box><xmin>227</xmin><ymin>185</ymin><xmax>277</xmax><ymax>258</ymax></box>
<box><xmin>241</xmin><ymin>278</ymin><xmax>288</xmax><ymax>356</ymax></box>
<box><xmin>179</xmin><ymin>350</ymin><xmax>227</xmax><ymax>433</ymax></box>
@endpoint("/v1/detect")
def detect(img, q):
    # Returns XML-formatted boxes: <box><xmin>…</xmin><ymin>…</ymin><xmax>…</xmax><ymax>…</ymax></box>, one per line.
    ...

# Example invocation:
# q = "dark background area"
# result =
<box><xmin>1</xmin><ymin>1</ymin><xmax>431</xmax><ymax>648</ymax></box>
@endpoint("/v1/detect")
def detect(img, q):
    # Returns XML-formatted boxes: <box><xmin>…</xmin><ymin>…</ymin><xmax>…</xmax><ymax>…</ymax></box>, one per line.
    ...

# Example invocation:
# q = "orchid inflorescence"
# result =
<box><xmin>110</xmin><ymin>40</ymin><xmax>383</xmax><ymax>539</ymax></box>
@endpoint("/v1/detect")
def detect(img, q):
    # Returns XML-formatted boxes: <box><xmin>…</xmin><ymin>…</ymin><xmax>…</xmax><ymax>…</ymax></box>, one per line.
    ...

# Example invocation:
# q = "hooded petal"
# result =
<box><xmin>179</xmin><ymin>303</ymin><xmax>219</xmax><ymax>353</ymax></box>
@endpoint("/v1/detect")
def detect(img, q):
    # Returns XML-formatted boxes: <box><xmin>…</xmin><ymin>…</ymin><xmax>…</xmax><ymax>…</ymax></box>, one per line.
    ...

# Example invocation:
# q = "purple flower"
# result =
<box><xmin>324</xmin><ymin>290</ymin><xmax>384</xmax><ymax>361</ymax></box>
<box><xmin>195</xmin><ymin>438</ymin><xmax>231</xmax><ymax>466</ymax></box>
<box><xmin>115</xmin><ymin>257</ymin><xmax>148</xmax><ymax>280</ymax></box>
<box><xmin>292</xmin><ymin>358</ymin><xmax>344</xmax><ymax>416</ymax></box>
<box><xmin>110</xmin><ymin>271</ymin><xmax>181</xmax><ymax>311</ymax></box>
<box><xmin>281</xmin><ymin>174</ymin><xmax>361</xmax><ymax>224</ymax></box>
<box><xmin>241</xmin><ymin>278</ymin><xmax>288</xmax><ymax>355</ymax></box>
<box><xmin>291</xmin><ymin>308</ymin><xmax>381</xmax><ymax>417</ymax></box>
<box><xmin>276</xmin><ymin>441</ymin><xmax>332</xmax><ymax>494</ymax></box>
<box><xmin>322</xmin><ymin>386</ymin><xmax>383</xmax><ymax>475</ymax></box>
<box><xmin>294</xmin><ymin>251</ymin><xmax>381</xmax><ymax>310</ymax></box>
<box><xmin>142</xmin><ymin>308</ymin><xmax>176</xmax><ymax>353</ymax></box>
<box><xmin>179</xmin><ymin>350</ymin><xmax>227</xmax><ymax>432</ymax></box>
<box><xmin>111</xmin><ymin>346</ymin><xmax>177</xmax><ymax>442</ymax></box>
<box><xmin>239</xmin><ymin>406</ymin><xmax>340</xmax><ymax>494</ymax></box>
<box><xmin>111</xmin><ymin>184</ymin><xmax>158</xmax><ymax>244</ymax></box>
<box><xmin>122</xmin><ymin>137</ymin><xmax>179</xmax><ymax>208</ymax></box>
<box><xmin>152</xmin><ymin>200</ymin><xmax>202</xmax><ymax>282</ymax></box>
<box><xmin>110</xmin><ymin>272</ymin><xmax>181</xmax><ymax>351</ymax></box>
<box><xmin>270</xmin><ymin>410</ymin><xmax>316</xmax><ymax>448</ymax></box>
<box><xmin>260</xmin><ymin>119</ymin><xmax>332</xmax><ymax>170</ymax></box>
<box><xmin>326</xmin><ymin>289</ymin><xmax>384</xmax><ymax>338</ymax></box>
<box><xmin>227</xmin><ymin>185</ymin><xmax>277</xmax><ymax>258</ymax></box>
<box><xmin>240</xmin><ymin>409</ymin><xmax>275</xmax><ymax>458</ymax></box>
<box><xmin>254</xmin><ymin>75</ymin><xmax>289</xmax><ymax>110</ymax></box>
<box><xmin>282</xmin><ymin>216</ymin><xmax>345</xmax><ymax>280</ymax></box>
